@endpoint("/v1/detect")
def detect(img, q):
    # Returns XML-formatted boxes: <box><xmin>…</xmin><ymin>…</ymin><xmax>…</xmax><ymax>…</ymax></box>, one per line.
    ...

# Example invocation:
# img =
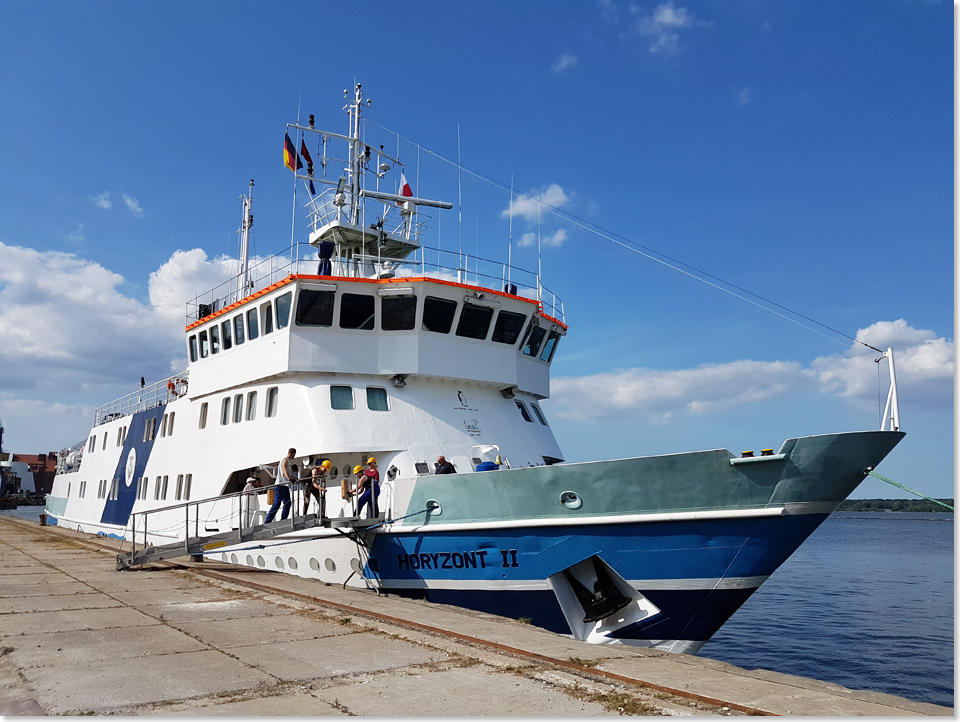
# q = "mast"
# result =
<box><xmin>237</xmin><ymin>180</ymin><xmax>254</xmax><ymax>302</ymax></box>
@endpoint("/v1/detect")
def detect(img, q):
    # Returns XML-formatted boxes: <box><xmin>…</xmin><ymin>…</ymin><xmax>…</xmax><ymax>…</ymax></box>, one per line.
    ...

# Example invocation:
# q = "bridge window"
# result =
<box><xmin>210</xmin><ymin>325</ymin><xmax>220</xmax><ymax>354</ymax></box>
<box><xmin>220</xmin><ymin>397</ymin><xmax>231</xmax><ymax>425</ymax></box>
<box><xmin>422</xmin><ymin>296</ymin><xmax>457</xmax><ymax>333</ymax></box>
<box><xmin>199</xmin><ymin>330</ymin><xmax>209</xmax><ymax>358</ymax></box>
<box><xmin>331</xmin><ymin>385</ymin><xmax>354</xmax><ymax>410</ymax></box>
<box><xmin>261</xmin><ymin>302</ymin><xmax>274</xmax><ymax>335</ymax></box>
<box><xmin>246</xmin><ymin>391</ymin><xmax>257</xmax><ymax>421</ymax></box>
<box><xmin>199</xmin><ymin>403</ymin><xmax>208</xmax><ymax>429</ymax></box>
<box><xmin>340</xmin><ymin>293</ymin><xmax>375</xmax><ymax>330</ymax></box>
<box><xmin>456</xmin><ymin>303</ymin><xmax>494</xmax><ymax>340</ymax></box>
<box><xmin>522</xmin><ymin>325</ymin><xmax>546</xmax><ymax>357</ymax></box>
<box><xmin>276</xmin><ymin>291</ymin><xmax>292</xmax><ymax>329</ymax></box>
<box><xmin>492</xmin><ymin>310</ymin><xmax>527</xmax><ymax>345</ymax></box>
<box><xmin>221</xmin><ymin>320</ymin><xmax>232</xmax><ymax>350</ymax></box>
<box><xmin>367</xmin><ymin>387</ymin><xmax>389</xmax><ymax>411</ymax></box>
<box><xmin>531</xmin><ymin>404</ymin><xmax>548</xmax><ymax>425</ymax></box>
<box><xmin>189</xmin><ymin>335</ymin><xmax>198</xmax><ymax>362</ymax></box>
<box><xmin>246</xmin><ymin>308</ymin><xmax>259</xmax><ymax>339</ymax></box>
<box><xmin>266</xmin><ymin>387</ymin><xmax>279</xmax><ymax>417</ymax></box>
<box><xmin>381</xmin><ymin>295</ymin><xmax>417</xmax><ymax>331</ymax></box>
<box><xmin>540</xmin><ymin>331</ymin><xmax>561</xmax><ymax>362</ymax></box>
<box><xmin>296</xmin><ymin>289</ymin><xmax>335</xmax><ymax>326</ymax></box>
<box><xmin>515</xmin><ymin>401</ymin><xmax>533</xmax><ymax>423</ymax></box>
<box><xmin>234</xmin><ymin>314</ymin><xmax>245</xmax><ymax>345</ymax></box>
<box><xmin>233</xmin><ymin>394</ymin><xmax>243</xmax><ymax>423</ymax></box>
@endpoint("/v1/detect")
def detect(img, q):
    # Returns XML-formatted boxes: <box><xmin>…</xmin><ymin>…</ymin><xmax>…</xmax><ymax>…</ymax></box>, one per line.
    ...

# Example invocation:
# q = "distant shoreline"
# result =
<box><xmin>837</xmin><ymin>498</ymin><xmax>953</xmax><ymax>513</ymax></box>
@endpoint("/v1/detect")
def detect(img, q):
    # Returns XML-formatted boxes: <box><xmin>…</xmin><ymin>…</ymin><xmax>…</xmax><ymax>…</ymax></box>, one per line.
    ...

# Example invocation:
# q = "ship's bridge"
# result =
<box><xmin>183</xmin><ymin>241</ymin><xmax>565</xmax><ymax>401</ymax></box>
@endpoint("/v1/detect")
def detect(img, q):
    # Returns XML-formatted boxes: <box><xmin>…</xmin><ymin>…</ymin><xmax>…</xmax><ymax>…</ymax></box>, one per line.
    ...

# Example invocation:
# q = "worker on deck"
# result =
<box><xmin>305</xmin><ymin>459</ymin><xmax>330</xmax><ymax>516</ymax></box>
<box><xmin>434</xmin><ymin>455</ymin><xmax>456</xmax><ymax>475</ymax></box>
<box><xmin>356</xmin><ymin>457</ymin><xmax>381</xmax><ymax>519</ymax></box>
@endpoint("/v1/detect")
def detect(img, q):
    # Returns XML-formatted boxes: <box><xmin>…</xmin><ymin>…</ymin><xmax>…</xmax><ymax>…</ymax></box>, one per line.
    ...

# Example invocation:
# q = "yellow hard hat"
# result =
<box><xmin>321</xmin><ymin>460</ymin><xmax>332</xmax><ymax>469</ymax></box>
<box><xmin>353</xmin><ymin>465</ymin><xmax>364</xmax><ymax>474</ymax></box>
<box><xmin>367</xmin><ymin>457</ymin><xmax>377</xmax><ymax>465</ymax></box>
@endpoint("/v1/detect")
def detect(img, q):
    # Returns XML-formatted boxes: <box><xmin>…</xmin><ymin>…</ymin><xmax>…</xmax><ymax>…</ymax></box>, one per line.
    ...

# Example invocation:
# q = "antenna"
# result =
<box><xmin>237</xmin><ymin>180</ymin><xmax>254</xmax><ymax>302</ymax></box>
<box><xmin>457</xmin><ymin>123</ymin><xmax>463</xmax><ymax>283</ymax></box>
<box><xmin>537</xmin><ymin>189</ymin><xmax>542</xmax><ymax>303</ymax></box>
<box><xmin>508</xmin><ymin>174</ymin><xmax>513</xmax><ymax>289</ymax></box>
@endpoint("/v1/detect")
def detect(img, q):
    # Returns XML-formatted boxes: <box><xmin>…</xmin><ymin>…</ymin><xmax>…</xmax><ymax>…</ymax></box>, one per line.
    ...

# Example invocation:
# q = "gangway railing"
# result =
<box><xmin>115</xmin><ymin>481</ymin><xmax>385</xmax><ymax>571</ymax></box>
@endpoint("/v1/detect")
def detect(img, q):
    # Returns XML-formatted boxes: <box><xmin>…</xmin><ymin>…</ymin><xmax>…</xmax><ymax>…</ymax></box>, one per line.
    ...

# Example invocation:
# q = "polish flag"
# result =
<box><xmin>398</xmin><ymin>172</ymin><xmax>413</xmax><ymax>203</ymax></box>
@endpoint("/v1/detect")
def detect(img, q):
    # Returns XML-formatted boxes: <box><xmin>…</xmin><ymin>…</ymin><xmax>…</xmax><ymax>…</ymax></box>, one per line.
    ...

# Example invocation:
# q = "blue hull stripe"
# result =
<box><xmin>100</xmin><ymin>406</ymin><xmax>164</xmax><ymax>527</ymax></box>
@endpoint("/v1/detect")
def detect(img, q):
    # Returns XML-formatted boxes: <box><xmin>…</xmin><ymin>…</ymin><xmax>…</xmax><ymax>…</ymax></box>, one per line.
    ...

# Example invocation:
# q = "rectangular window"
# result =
<box><xmin>492</xmin><ymin>310</ymin><xmax>528</xmax><ymax>345</ymax></box>
<box><xmin>88</xmin><ymin>435</ymin><xmax>96</xmax><ymax>453</ymax></box>
<box><xmin>102</xmin><ymin>433</ymin><xmax>108</xmax><ymax>451</ymax></box>
<box><xmin>161</xmin><ymin>475</ymin><xmax>168</xmax><ymax>501</ymax></box>
<box><xmin>210</xmin><ymin>325</ymin><xmax>220</xmax><ymax>354</ymax></box>
<box><xmin>117</xmin><ymin>428</ymin><xmax>123</xmax><ymax>447</ymax></box>
<box><xmin>199</xmin><ymin>402</ymin><xmax>208</xmax><ymax>429</ymax></box>
<box><xmin>221</xmin><ymin>397</ymin><xmax>231</xmax><ymax>425</ymax></box>
<box><xmin>189</xmin><ymin>335</ymin><xmax>198</xmax><ymax>362</ymax></box>
<box><xmin>330</xmin><ymin>385</ymin><xmax>354</xmax><ymax>410</ymax></box>
<box><xmin>366</xmin><ymin>387</ymin><xmax>389</xmax><ymax>411</ymax></box>
<box><xmin>221</xmin><ymin>320</ymin><xmax>232</xmax><ymax>350</ymax></box>
<box><xmin>122</xmin><ymin>426</ymin><xmax>127</xmax><ymax>445</ymax></box>
<box><xmin>184</xmin><ymin>474</ymin><xmax>192</xmax><ymax>500</ymax></box>
<box><xmin>531</xmin><ymin>404</ymin><xmax>548</xmax><ymax>426</ymax></box>
<box><xmin>456</xmin><ymin>303</ymin><xmax>494</xmax><ymax>340</ymax></box>
<box><xmin>296</xmin><ymin>289</ymin><xmax>335</xmax><ymax>326</ymax></box>
<box><xmin>515</xmin><ymin>400</ymin><xmax>533</xmax><ymax>423</ymax></box>
<box><xmin>167</xmin><ymin>412</ymin><xmax>175</xmax><ymax>436</ymax></box>
<box><xmin>539</xmin><ymin>330</ymin><xmax>561</xmax><ymax>362</ymax></box>
<box><xmin>246</xmin><ymin>391</ymin><xmax>257</xmax><ymax>421</ymax></box>
<box><xmin>109</xmin><ymin>478</ymin><xmax>119</xmax><ymax>500</ymax></box>
<box><xmin>276</xmin><ymin>291</ymin><xmax>292</xmax><ymax>329</ymax></box>
<box><xmin>154</xmin><ymin>476</ymin><xmax>161</xmax><ymax>501</ymax></box>
<box><xmin>234</xmin><ymin>314</ymin><xmax>245</xmax><ymax>345</ymax></box>
<box><xmin>176</xmin><ymin>474</ymin><xmax>184</xmax><ymax>501</ymax></box>
<box><xmin>340</xmin><ymin>293</ymin><xmax>375</xmax><ymax>330</ymax></box>
<box><xmin>381</xmin><ymin>295</ymin><xmax>417</xmax><ymax>331</ymax></box>
<box><xmin>246</xmin><ymin>308</ymin><xmax>259</xmax><ymax>340</ymax></box>
<box><xmin>199</xmin><ymin>330</ymin><xmax>209</xmax><ymax>358</ymax></box>
<box><xmin>265</xmin><ymin>387</ymin><xmax>279</xmax><ymax>417</ymax></box>
<box><xmin>161</xmin><ymin>414</ymin><xmax>168</xmax><ymax>438</ymax></box>
<box><xmin>261</xmin><ymin>302</ymin><xmax>274</xmax><ymax>335</ymax></box>
<box><xmin>522</xmin><ymin>325</ymin><xmax>547</xmax><ymax>357</ymax></box>
<box><xmin>79</xmin><ymin>480</ymin><xmax>85</xmax><ymax>498</ymax></box>
<box><xmin>422</xmin><ymin>296</ymin><xmax>457</xmax><ymax>333</ymax></box>
<box><xmin>233</xmin><ymin>394</ymin><xmax>243</xmax><ymax>423</ymax></box>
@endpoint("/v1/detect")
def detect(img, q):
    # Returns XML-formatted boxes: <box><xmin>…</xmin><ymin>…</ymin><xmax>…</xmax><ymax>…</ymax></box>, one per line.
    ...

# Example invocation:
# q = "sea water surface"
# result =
<box><xmin>3</xmin><ymin>506</ymin><xmax>953</xmax><ymax>707</ymax></box>
<box><xmin>700</xmin><ymin>512</ymin><xmax>954</xmax><ymax>708</ymax></box>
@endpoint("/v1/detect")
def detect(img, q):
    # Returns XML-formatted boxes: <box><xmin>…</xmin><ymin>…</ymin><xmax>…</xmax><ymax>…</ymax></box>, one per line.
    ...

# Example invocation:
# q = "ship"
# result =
<box><xmin>45</xmin><ymin>85</ymin><xmax>904</xmax><ymax>655</ymax></box>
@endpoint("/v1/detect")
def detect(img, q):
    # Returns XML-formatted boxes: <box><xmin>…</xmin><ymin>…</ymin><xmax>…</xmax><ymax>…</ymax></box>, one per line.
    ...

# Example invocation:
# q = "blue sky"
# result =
<box><xmin>0</xmin><ymin>1</ymin><xmax>953</xmax><ymax>498</ymax></box>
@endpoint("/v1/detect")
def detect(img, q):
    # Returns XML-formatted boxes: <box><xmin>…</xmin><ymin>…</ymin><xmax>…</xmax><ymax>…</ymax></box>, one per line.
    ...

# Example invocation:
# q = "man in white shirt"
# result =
<box><xmin>265</xmin><ymin>448</ymin><xmax>295</xmax><ymax>523</ymax></box>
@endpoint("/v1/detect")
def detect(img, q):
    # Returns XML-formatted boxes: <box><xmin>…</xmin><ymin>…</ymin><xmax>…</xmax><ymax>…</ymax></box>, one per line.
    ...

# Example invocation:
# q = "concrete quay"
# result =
<box><xmin>0</xmin><ymin>515</ymin><xmax>951</xmax><ymax>716</ymax></box>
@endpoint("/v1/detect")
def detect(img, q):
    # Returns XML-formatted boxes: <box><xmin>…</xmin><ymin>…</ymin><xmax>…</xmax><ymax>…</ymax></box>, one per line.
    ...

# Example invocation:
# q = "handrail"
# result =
<box><xmin>92</xmin><ymin>371</ymin><xmax>189</xmax><ymax>428</ymax></box>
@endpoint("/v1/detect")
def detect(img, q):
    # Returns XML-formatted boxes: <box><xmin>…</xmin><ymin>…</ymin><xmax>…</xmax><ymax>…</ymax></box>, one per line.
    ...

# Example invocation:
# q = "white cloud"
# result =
<box><xmin>551</xmin><ymin>320</ymin><xmax>953</xmax><ymax>421</ymax></box>
<box><xmin>500</xmin><ymin>184</ymin><xmax>570</xmax><ymax>223</ymax></box>
<box><xmin>122</xmin><ymin>194</ymin><xmax>144</xmax><ymax>217</ymax></box>
<box><xmin>91</xmin><ymin>191</ymin><xmax>112</xmax><ymax>209</ymax></box>
<box><xmin>67</xmin><ymin>224</ymin><xmax>85</xmax><ymax>243</ymax></box>
<box><xmin>636</xmin><ymin>1</ymin><xmax>698</xmax><ymax>55</ymax></box>
<box><xmin>518</xmin><ymin>228</ymin><xmax>568</xmax><ymax>248</ymax></box>
<box><xmin>736</xmin><ymin>87</ymin><xmax>753</xmax><ymax>106</ymax></box>
<box><xmin>148</xmin><ymin>248</ymin><xmax>239</xmax><ymax>326</ymax></box>
<box><xmin>552</xmin><ymin>53</ymin><xmax>578</xmax><ymax>73</ymax></box>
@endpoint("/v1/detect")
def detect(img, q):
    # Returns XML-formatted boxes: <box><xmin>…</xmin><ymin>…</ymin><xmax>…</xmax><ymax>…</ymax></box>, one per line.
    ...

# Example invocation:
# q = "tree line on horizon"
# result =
<box><xmin>836</xmin><ymin>498</ymin><xmax>954</xmax><ymax>513</ymax></box>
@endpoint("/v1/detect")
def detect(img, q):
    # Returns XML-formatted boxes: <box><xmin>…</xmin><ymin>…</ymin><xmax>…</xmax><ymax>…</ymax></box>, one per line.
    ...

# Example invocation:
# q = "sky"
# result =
<box><xmin>0</xmin><ymin>1</ymin><xmax>953</xmax><ymax>499</ymax></box>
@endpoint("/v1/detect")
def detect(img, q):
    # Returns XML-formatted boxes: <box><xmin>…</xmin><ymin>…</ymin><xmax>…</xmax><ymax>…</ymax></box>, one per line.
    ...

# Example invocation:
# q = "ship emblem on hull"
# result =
<box><xmin>124</xmin><ymin>448</ymin><xmax>137</xmax><ymax>487</ymax></box>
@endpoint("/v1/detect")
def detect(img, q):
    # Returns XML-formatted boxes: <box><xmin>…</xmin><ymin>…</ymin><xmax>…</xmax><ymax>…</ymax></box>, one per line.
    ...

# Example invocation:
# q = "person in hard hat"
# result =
<box><xmin>356</xmin><ymin>460</ymin><xmax>381</xmax><ymax>519</ymax></box>
<box><xmin>305</xmin><ymin>459</ymin><xmax>331</xmax><ymax>516</ymax></box>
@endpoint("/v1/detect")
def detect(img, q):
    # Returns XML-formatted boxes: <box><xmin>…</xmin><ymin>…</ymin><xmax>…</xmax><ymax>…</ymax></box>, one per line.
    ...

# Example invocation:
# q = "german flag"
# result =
<box><xmin>284</xmin><ymin>133</ymin><xmax>303</xmax><ymax>172</ymax></box>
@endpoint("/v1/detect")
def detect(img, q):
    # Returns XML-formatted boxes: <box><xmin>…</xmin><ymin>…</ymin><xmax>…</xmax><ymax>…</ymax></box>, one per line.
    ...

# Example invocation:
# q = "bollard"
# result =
<box><xmin>38</xmin><ymin>512</ymin><xmax>47</xmax><ymax>526</ymax></box>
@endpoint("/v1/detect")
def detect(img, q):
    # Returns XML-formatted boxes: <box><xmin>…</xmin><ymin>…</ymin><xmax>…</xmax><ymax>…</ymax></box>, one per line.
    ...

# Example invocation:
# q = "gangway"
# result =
<box><xmin>115</xmin><ymin>484</ymin><xmax>383</xmax><ymax>570</ymax></box>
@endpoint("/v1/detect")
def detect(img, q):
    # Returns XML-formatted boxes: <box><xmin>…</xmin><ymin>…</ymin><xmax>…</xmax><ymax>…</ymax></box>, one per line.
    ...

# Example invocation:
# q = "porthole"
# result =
<box><xmin>230</xmin><ymin>554</ymin><xmax>238</xmax><ymax>565</ymax></box>
<box><xmin>560</xmin><ymin>491</ymin><xmax>582</xmax><ymax>510</ymax></box>
<box><xmin>275</xmin><ymin>557</ymin><xmax>284</xmax><ymax>570</ymax></box>
<box><xmin>288</xmin><ymin>557</ymin><xmax>298</xmax><ymax>571</ymax></box>
<box><xmin>246</xmin><ymin>554</ymin><xmax>254</xmax><ymax>566</ymax></box>
<box><xmin>309</xmin><ymin>557</ymin><xmax>321</xmax><ymax>572</ymax></box>
<box><xmin>324</xmin><ymin>557</ymin><xmax>336</xmax><ymax>573</ymax></box>
<box><xmin>425</xmin><ymin>499</ymin><xmax>442</xmax><ymax>516</ymax></box>
<box><xmin>221</xmin><ymin>553</ymin><xmax>228</xmax><ymax>562</ymax></box>
<box><xmin>257</xmin><ymin>555</ymin><xmax>266</xmax><ymax>568</ymax></box>
<box><xmin>349</xmin><ymin>558</ymin><xmax>362</xmax><ymax>573</ymax></box>
<box><xmin>368</xmin><ymin>557</ymin><xmax>380</xmax><ymax>573</ymax></box>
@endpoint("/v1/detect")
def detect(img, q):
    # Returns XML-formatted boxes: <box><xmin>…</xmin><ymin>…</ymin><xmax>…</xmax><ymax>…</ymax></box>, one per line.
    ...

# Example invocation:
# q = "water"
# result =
<box><xmin>700</xmin><ymin>512</ymin><xmax>954</xmax><ymax>708</ymax></box>
<box><xmin>4</xmin><ymin>507</ymin><xmax>952</xmax><ymax>707</ymax></box>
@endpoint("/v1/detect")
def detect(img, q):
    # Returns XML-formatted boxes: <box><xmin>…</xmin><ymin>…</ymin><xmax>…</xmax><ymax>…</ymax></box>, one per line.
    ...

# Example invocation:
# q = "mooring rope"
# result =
<box><xmin>867</xmin><ymin>471</ymin><xmax>954</xmax><ymax>511</ymax></box>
